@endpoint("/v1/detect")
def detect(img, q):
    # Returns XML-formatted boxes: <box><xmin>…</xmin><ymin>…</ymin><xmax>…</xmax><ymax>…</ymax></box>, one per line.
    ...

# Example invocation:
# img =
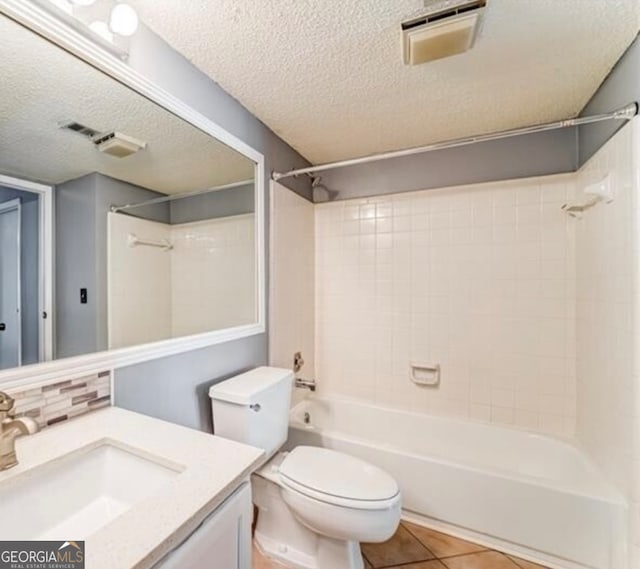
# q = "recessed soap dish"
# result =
<box><xmin>410</xmin><ymin>363</ymin><xmax>440</xmax><ymax>387</ymax></box>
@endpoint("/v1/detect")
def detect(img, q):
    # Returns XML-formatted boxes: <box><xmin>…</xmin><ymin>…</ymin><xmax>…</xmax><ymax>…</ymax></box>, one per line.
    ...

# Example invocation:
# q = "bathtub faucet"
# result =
<box><xmin>295</xmin><ymin>377</ymin><xmax>317</xmax><ymax>392</ymax></box>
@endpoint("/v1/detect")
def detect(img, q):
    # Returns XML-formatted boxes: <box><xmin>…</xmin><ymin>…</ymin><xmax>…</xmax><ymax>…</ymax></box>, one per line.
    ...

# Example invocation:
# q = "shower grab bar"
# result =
<box><xmin>127</xmin><ymin>233</ymin><xmax>173</xmax><ymax>251</ymax></box>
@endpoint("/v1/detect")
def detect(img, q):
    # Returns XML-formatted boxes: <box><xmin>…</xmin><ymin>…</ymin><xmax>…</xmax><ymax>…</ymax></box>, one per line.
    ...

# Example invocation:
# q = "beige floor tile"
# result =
<box><xmin>441</xmin><ymin>551</ymin><xmax>520</xmax><ymax>569</ymax></box>
<box><xmin>362</xmin><ymin>524</ymin><xmax>435</xmax><ymax>568</ymax></box>
<box><xmin>402</xmin><ymin>523</ymin><xmax>487</xmax><ymax>559</ymax></box>
<box><xmin>389</xmin><ymin>561</ymin><xmax>448</xmax><ymax>569</ymax></box>
<box><xmin>507</xmin><ymin>555</ymin><xmax>551</xmax><ymax>569</ymax></box>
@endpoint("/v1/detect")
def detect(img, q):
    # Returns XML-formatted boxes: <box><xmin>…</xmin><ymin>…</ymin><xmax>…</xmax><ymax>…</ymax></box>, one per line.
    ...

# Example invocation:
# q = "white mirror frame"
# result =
<box><xmin>0</xmin><ymin>0</ymin><xmax>266</xmax><ymax>390</ymax></box>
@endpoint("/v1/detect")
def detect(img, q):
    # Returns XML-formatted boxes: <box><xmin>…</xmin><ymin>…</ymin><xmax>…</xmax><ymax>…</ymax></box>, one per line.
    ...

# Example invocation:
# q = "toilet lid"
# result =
<box><xmin>279</xmin><ymin>446</ymin><xmax>399</xmax><ymax>506</ymax></box>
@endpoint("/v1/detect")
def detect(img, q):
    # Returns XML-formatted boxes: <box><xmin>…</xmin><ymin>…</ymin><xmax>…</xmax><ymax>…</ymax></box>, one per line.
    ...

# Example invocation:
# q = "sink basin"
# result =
<box><xmin>0</xmin><ymin>442</ymin><xmax>181</xmax><ymax>540</ymax></box>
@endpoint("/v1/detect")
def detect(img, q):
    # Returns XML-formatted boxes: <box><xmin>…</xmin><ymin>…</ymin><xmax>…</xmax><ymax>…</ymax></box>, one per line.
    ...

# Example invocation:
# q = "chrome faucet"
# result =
<box><xmin>295</xmin><ymin>377</ymin><xmax>317</xmax><ymax>392</ymax></box>
<box><xmin>0</xmin><ymin>391</ymin><xmax>39</xmax><ymax>471</ymax></box>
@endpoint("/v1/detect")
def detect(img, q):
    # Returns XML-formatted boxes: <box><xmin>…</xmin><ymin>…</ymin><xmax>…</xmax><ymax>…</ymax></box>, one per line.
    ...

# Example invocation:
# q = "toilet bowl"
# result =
<box><xmin>253</xmin><ymin>447</ymin><xmax>401</xmax><ymax>569</ymax></box>
<box><xmin>208</xmin><ymin>367</ymin><xmax>402</xmax><ymax>569</ymax></box>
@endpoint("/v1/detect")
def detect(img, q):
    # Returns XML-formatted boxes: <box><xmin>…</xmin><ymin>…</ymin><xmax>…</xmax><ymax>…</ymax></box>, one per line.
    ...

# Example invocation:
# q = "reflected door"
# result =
<box><xmin>0</xmin><ymin>199</ymin><xmax>21</xmax><ymax>369</ymax></box>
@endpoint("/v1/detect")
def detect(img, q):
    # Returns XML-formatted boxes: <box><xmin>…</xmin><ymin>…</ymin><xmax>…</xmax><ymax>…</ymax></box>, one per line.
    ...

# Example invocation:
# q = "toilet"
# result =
<box><xmin>209</xmin><ymin>367</ymin><xmax>401</xmax><ymax>569</ymax></box>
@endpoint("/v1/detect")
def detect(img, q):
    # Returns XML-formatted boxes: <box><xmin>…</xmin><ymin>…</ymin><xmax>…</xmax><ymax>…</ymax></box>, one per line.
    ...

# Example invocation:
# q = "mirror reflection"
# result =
<box><xmin>0</xmin><ymin>15</ymin><xmax>257</xmax><ymax>370</ymax></box>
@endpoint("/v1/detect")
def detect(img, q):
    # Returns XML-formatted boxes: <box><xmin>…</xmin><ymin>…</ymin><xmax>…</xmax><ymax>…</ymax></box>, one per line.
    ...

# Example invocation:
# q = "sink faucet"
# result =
<box><xmin>0</xmin><ymin>392</ymin><xmax>39</xmax><ymax>471</ymax></box>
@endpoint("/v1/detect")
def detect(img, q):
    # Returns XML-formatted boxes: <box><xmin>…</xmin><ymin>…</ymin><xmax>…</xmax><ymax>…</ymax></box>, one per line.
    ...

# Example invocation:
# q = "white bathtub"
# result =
<box><xmin>287</xmin><ymin>397</ymin><xmax>627</xmax><ymax>569</ymax></box>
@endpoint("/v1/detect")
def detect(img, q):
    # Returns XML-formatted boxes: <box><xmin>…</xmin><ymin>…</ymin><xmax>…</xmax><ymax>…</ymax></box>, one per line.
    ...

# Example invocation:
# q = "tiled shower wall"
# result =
<box><xmin>315</xmin><ymin>175</ymin><xmax>577</xmax><ymax>436</ymax></box>
<box><xmin>171</xmin><ymin>214</ymin><xmax>256</xmax><ymax>336</ymax></box>
<box><xmin>573</xmin><ymin>121</ymin><xmax>640</xmax><ymax>566</ymax></box>
<box><xmin>109</xmin><ymin>212</ymin><xmax>255</xmax><ymax>348</ymax></box>
<box><xmin>273</xmin><ymin>122</ymin><xmax>639</xmax><ymax>564</ymax></box>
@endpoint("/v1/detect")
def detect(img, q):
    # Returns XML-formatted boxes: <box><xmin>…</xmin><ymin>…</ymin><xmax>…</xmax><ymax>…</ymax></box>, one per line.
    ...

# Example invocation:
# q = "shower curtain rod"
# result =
<box><xmin>110</xmin><ymin>178</ymin><xmax>254</xmax><ymax>213</ymax></box>
<box><xmin>272</xmin><ymin>103</ymin><xmax>638</xmax><ymax>181</ymax></box>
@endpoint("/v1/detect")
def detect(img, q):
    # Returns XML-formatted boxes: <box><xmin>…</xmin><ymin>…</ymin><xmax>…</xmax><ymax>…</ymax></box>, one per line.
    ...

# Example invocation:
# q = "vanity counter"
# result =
<box><xmin>0</xmin><ymin>407</ymin><xmax>264</xmax><ymax>569</ymax></box>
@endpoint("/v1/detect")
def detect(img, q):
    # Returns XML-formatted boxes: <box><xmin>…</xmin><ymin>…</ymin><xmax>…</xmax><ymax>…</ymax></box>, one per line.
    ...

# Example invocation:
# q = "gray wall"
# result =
<box><xmin>56</xmin><ymin>173</ymin><xmax>167</xmax><ymax>358</ymax></box>
<box><xmin>114</xmin><ymin>25</ymin><xmax>311</xmax><ymax>432</ymax></box>
<box><xmin>169</xmin><ymin>184</ymin><xmax>254</xmax><ymax>225</ymax></box>
<box><xmin>578</xmin><ymin>35</ymin><xmax>640</xmax><ymax>166</ymax></box>
<box><xmin>55</xmin><ymin>174</ymin><xmax>98</xmax><ymax>358</ymax></box>
<box><xmin>320</xmin><ymin>128</ymin><xmax>577</xmax><ymax>201</ymax></box>
<box><xmin>0</xmin><ymin>187</ymin><xmax>39</xmax><ymax>365</ymax></box>
<box><xmin>114</xmin><ymin>334</ymin><xmax>266</xmax><ymax>432</ymax></box>
<box><xmin>298</xmin><ymin>35</ymin><xmax>640</xmax><ymax>203</ymax></box>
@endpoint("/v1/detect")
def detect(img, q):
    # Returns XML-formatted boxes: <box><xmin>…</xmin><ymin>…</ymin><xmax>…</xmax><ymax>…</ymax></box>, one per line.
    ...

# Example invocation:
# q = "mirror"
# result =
<box><xmin>0</xmin><ymin>14</ymin><xmax>259</xmax><ymax>372</ymax></box>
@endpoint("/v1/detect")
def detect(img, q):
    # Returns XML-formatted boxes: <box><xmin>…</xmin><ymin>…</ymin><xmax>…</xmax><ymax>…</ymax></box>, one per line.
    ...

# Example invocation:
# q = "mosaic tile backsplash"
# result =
<box><xmin>7</xmin><ymin>371</ymin><xmax>111</xmax><ymax>429</ymax></box>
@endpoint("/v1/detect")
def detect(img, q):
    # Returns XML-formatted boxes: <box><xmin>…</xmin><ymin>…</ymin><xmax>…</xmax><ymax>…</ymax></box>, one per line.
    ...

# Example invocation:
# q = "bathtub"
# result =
<box><xmin>287</xmin><ymin>397</ymin><xmax>627</xmax><ymax>569</ymax></box>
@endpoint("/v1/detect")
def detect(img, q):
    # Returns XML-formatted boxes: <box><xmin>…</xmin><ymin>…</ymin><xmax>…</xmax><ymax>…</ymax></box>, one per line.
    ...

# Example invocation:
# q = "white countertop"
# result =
<box><xmin>0</xmin><ymin>407</ymin><xmax>264</xmax><ymax>569</ymax></box>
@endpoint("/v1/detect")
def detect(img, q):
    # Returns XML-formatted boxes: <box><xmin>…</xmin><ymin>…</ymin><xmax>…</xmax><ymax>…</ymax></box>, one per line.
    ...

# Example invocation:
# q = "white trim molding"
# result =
<box><xmin>0</xmin><ymin>174</ymin><xmax>54</xmax><ymax>364</ymax></box>
<box><xmin>0</xmin><ymin>0</ymin><xmax>267</xmax><ymax>388</ymax></box>
<box><xmin>0</xmin><ymin>198</ymin><xmax>23</xmax><ymax>367</ymax></box>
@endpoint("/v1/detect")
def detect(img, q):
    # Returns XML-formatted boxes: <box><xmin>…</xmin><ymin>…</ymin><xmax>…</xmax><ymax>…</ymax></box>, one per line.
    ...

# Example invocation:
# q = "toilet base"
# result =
<box><xmin>253</xmin><ymin>474</ymin><xmax>365</xmax><ymax>569</ymax></box>
<box><xmin>255</xmin><ymin>530</ymin><xmax>364</xmax><ymax>569</ymax></box>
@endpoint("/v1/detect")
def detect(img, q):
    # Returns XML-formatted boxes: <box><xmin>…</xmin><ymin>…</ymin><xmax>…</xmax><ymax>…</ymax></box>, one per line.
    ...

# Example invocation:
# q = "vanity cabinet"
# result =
<box><xmin>155</xmin><ymin>482</ymin><xmax>252</xmax><ymax>569</ymax></box>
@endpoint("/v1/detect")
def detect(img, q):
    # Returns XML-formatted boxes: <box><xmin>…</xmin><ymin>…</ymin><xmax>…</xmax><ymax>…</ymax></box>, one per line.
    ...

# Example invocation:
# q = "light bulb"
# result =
<box><xmin>109</xmin><ymin>3</ymin><xmax>139</xmax><ymax>37</ymax></box>
<box><xmin>89</xmin><ymin>20</ymin><xmax>113</xmax><ymax>42</ymax></box>
<box><xmin>68</xmin><ymin>0</ymin><xmax>97</xmax><ymax>5</ymax></box>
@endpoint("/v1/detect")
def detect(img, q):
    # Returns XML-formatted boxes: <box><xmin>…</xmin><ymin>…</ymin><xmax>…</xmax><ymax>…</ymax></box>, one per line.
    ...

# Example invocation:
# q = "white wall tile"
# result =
<box><xmin>108</xmin><ymin>212</ymin><xmax>255</xmax><ymax>348</ymax></box>
<box><xmin>171</xmin><ymin>215</ymin><xmax>255</xmax><ymax>336</ymax></box>
<box><xmin>573</xmin><ymin>120</ymin><xmax>640</xmax><ymax>567</ymax></box>
<box><xmin>315</xmin><ymin>174</ymin><xmax>577</xmax><ymax>436</ymax></box>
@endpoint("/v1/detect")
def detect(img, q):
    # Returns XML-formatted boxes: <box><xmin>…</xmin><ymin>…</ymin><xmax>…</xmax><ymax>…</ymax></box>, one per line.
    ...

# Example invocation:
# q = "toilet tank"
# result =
<box><xmin>209</xmin><ymin>367</ymin><xmax>293</xmax><ymax>458</ymax></box>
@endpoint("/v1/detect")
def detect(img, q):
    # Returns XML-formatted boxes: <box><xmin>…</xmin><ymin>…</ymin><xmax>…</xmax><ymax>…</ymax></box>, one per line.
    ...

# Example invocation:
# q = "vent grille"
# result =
<box><xmin>92</xmin><ymin>132</ymin><xmax>116</xmax><ymax>145</ymax></box>
<box><xmin>59</xmin><ymin>121</ymin><xmax>101</xmax><ymax>139</ymax></box>
<box><xmin>402</xmin><ymin>0</ymin><xmax>487</xmax><ymax>31</ymax></box>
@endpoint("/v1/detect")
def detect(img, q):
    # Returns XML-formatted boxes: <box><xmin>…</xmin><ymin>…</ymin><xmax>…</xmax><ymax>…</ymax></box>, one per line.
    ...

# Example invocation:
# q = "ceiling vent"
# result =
<box><xmin>59</xmin><ymin>121</ymin><xmax>101</xmax><ymax>139</ymax></box>
<box><xmin>93</xmin><ymin>131</ymin><xmax>147</xmax><ymax>158</ymax></box>
<box><xmin>401</xmin><ymin>0</ymin><xmax>487</xmax><ymax>66</ymax></box>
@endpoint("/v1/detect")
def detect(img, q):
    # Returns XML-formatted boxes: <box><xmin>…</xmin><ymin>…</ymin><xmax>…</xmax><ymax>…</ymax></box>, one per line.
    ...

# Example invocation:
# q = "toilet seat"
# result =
<box><xmin>279</xmin><ymin>446</ymin><xmax>400</xmax><ymax>510</ymax></box>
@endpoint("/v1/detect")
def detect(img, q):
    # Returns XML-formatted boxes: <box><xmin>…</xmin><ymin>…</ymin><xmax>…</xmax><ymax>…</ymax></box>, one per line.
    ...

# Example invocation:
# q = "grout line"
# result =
<box><xmin>369</xmin><ymin>556</ymin><xmax>436</xmax><ymax>569</ymax></box>
<box><xmin>376</xmin><ymin>561</ymin><xmax>447</xmax><ymax>569</ymax></box>
<box><xmin>399</xmin><ymin>523</ymin><xmax>539</xmax><ymax>567</ymax></box>
<box><xmin>398</xmin><ymin>522</ymin><xmax>438</xmax><ymax>559</ymax></box>
<box><xmin>507</xmin><ymin>555</ymin><xmax>538</xmax><ymax>569</ymax></box>
<box><xmin>434</xmin><ymin>551</ymin><xmax>501</xmax><ymax>561</ymax></box>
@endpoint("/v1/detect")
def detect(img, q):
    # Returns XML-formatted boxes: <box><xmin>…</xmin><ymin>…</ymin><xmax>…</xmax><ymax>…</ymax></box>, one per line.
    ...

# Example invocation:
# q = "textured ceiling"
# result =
<box><xmin>130</xmin><ymin>0</ymin><xmax>640</xmax><ymax>164</ymax></box>
<box><xmin>0</xmin><ymin>15</ymin><xmax>254</xmax><ymax>195</ymax></box>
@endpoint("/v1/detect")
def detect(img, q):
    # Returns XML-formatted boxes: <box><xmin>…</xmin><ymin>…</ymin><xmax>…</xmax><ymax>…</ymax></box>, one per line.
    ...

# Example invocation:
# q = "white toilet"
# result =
<box><xmin>209</xmin><ymin>367</ymin><xmax>401</xmax><ymax>569</ymax></box>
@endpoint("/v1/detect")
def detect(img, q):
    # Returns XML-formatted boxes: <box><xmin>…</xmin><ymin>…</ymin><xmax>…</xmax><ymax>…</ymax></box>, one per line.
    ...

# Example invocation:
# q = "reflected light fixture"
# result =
<box><xmin>109</xmin><ymin>3</ymin><xmax>139</xmax><ymax>37</ymax></box>
<box><xmin>37</xmin><ymin>0</ymin><xmax>141</xmax><ymax>60</ymax></box>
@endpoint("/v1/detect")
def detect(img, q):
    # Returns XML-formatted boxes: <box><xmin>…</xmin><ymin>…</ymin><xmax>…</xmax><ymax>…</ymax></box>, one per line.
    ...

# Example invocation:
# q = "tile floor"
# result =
<box><xmin>253</xmin><ymin>521</ymin><xmax>551</xmax><ymax>569</ymax></box>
